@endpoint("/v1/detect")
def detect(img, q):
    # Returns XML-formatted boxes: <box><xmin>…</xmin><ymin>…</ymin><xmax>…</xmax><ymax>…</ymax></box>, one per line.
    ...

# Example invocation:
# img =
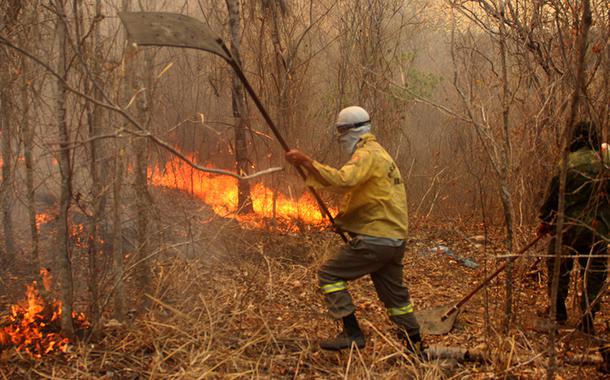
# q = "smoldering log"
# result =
<box><xmin>425</xmin><ymin>345</ymin><xmax>488</xmax><ymax>363</ymax></box>
<box><xmin>564</xmin><ymin>353</ymin><xmax>604</xmax><ymax>366</ymax></box>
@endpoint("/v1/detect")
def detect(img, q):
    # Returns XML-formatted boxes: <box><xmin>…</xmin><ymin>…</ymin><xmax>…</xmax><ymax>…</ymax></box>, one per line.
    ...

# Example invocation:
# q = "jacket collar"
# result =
<box><xmin>355</xmin><ymin>133</ymin><xmax>376</xmax><ymax>149</ymax></box>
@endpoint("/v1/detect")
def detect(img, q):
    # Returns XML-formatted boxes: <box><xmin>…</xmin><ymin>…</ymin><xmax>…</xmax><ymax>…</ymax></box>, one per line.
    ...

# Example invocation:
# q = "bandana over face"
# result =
<box><xmin>338</xmin><ymin>124</ymin><xmax>371</xmax><ymax>154</ymax></box>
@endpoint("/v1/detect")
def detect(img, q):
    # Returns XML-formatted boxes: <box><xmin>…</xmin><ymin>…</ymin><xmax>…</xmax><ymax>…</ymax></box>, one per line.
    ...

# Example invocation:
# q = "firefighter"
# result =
<box><xmin>285</xmin><ymin>106</ymin><xmax>423</xmax><ymax>354</ymax></box>
<box><xmin>537</xmin><ymin>121</ymin><xmax>609</xmax><ymax>334</ymax></box>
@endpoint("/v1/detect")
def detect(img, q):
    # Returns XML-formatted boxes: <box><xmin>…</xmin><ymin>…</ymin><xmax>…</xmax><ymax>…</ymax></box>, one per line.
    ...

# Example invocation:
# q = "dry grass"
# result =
<box><xmin>0</xmin><ymin>192</ymin><xmax>607</xmax><ymax>379</ymax></box>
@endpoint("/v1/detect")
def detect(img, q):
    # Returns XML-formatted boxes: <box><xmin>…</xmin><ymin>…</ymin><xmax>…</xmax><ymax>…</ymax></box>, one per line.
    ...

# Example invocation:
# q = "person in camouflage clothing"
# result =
<box><xmin>537</xmin><ymin>121</ymin><xmax>609</xmax><ymax>334</ymax></box>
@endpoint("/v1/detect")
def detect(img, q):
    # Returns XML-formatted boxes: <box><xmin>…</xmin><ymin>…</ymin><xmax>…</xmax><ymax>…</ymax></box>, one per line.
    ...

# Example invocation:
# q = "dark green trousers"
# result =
<box><xmin>318</xmin><ymin>237</ymin><xmax>421</xmax><ymax>338</ymax></box>
<box><xmin>546</xmin><ymin>227</ymin><xmax>608</xmax><ymax>319</ymax></box>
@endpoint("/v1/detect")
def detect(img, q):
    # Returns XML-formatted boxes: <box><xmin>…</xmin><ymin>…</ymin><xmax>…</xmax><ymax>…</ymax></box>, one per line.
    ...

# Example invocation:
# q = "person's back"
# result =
<box><xmin>537</xmin><ymin>121</ymin><xmax>609</xmax><ymax>335</ymax></box>
<box><xmin>327</xmin><ymin>133</ymin><xmax>408</xmax><ymax>240</ymax></box>
<box><xmin>564</xmin><ymin>148</ymin><xmax>610</xmax><ymax>228</ymax></box>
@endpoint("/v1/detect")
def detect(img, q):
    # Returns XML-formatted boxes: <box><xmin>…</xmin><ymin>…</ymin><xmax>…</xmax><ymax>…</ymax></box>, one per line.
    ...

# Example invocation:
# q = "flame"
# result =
<box><xmin>149</xmin><ymin>155</ymin><xmax>336</xmax><ymax>230</ymax></box>
<box><xmin>35</xmin><ymin>213</ymin><xmax>53</xmax><ymax>228</ymax></box>
<box><xmin>0</xmin><ymin>269</ymin><xmax>89</xmax><ymax>358</ymax></box>
<box><xmin>34</xmin><ymin>154</ymin><xmax>335</xmax><ymax>231</ymax></box>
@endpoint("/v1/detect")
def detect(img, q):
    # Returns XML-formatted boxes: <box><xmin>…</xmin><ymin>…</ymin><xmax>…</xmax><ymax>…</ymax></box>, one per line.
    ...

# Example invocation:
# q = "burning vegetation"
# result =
<box><xmin>0</xmin><ymin>270</ymin><xmax>89</xmax><ymax>359</ymax></box>
<box><xmin>149</xmin><ymin>155</ymin><xmax>336</xmax><ymax>230</ymax></box>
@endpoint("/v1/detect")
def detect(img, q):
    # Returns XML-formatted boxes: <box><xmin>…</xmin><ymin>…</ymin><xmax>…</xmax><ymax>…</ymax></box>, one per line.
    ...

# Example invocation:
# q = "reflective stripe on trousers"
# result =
<box><xmin>387</xmin><ymin>303</ymin><xmax>414</xmax><ymax>316</ymax></box>
<box><xmin>320</xmin><ymin>281</ymin><xmax>347</xmax><ymax>294</ymax></box>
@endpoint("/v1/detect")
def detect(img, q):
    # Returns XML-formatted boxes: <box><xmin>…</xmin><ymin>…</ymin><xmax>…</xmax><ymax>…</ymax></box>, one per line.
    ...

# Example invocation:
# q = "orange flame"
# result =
<box><xmin>149</xmin><ymin>155</ymin><xmax>336</xmax><ymax>230</ymax></box>
<box><xmin>0</xmin><ymin>269</ymin><xmax>89</xmax><ymax>358</ymax></box>
<box><xmin>35</xmin><ymin>213</ymin><xmax>53</xmax><ymax>229</ymax></box>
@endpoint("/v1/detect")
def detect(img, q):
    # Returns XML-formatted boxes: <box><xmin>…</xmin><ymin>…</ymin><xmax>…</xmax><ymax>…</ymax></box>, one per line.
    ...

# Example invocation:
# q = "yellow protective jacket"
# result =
<box><xmin>306</xmin><ymin>133</ymin><xmax>408</xmax><ymax>239</ymax></box>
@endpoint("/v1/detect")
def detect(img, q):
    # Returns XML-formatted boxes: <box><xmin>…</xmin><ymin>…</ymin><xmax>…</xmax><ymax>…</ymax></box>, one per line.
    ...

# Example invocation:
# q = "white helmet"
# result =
<box><xmin>335</xmin><ymin>106</ymin><xmax>371</xmax><ymax>154</ymax></box>
<box><xmin>335</xmin><ymin>106</ymin><xmax>370</xmax><ymax>132</ymax></box>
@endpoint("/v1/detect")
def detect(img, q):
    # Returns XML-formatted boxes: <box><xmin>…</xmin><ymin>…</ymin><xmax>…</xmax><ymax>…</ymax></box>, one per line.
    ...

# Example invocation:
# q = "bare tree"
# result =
<box><xmin>53</xmin><ymin>0</ymin><xmax>75</xmax><ymax>336</ymax></box>
<box><xmin>81</xmin><ymin>0</ymin><xmax>106</xmax><ymax>331</ymax></box>
<box><xmin>0</xmin><ymin>0</ymin><xmax>20</xmax><ymax>266</ymax></box>
<box><xmin>225</xmin><ymin>0</ymin><xmax>253</xmax><ymax>213</ymax></box>
<box><xmin>547</xmin><ymin>1</ymin><xmax>592</xmax><ymax>378</ymax></box>
<box><xmin>19</xmin><ymin>9</ymin><xmax>40</xmax><ymax>268</ymax></box>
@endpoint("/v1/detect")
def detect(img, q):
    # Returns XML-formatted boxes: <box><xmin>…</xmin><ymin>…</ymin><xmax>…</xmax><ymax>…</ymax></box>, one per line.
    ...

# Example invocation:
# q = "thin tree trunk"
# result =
<box><xmin>84</xmin><ymin>0</ymin><xmax>104</xmax><ymax>331</ymax></box>
<box><xmin>133</xmin><ymin>70</ymin><xmax>151</xmax><ymax>312</ymax></box>
<box><xmin>128</xmin><ymin>0</ymin><xmax>153</xmax><ymax>313</ymax></box>
<box><xmin>225</xmin><ymin>0</ymin><xmax>252</xmax><ymax>213</ymax></box>
<box><xmin>112</xmin><ymin>146</ymin><xmax>126</xmax><ymax>320</ymax></box>
<box><xmin>54</xmin><ymin>0</ymin><xmax>74</xmax><ymax>337</ymax></box>
<box><xmin>498</xmin><ymin>0</ymin><xmax>514</xmax><ymax>331</ymax></box>
<box><xmin>268</xmin><ymin>2</ymin><xmax>290</xmax><ymax>135</ymax></box>
<box><xmin>0</xmin><ymin>0</ymin><xmax>17</xmax><ymax>264</ymax></box>
<box><xmin>547</xmin><ymin>1</ymin><xmax>592</xmax><ymax>379</ymax></box>
<box><xmin>0</xmin><ymin>55</ymin><xmax>15</xmax><ymax>266</ymax></box>
<box><xmin>21</xmin><ymin>52</ymin><xmax>38</xmax><ymax>267</ymax></box>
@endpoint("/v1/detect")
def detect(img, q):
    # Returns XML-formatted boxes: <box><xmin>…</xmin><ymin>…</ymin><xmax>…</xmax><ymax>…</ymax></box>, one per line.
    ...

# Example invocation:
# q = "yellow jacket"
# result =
<box><xmin>306</xmin><ymin>133</ymin><xmax>408</xmax><ymax>239</ymax></box>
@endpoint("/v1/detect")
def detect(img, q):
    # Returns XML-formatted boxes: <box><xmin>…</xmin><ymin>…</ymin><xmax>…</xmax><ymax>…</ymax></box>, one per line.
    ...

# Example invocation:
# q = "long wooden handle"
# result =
<box><xmin>441</xmin><ymin>234</ymin><xmax>543</xmax><ymax>321</ymax></box>
<box><xmin>219</xmin><ymin>42</ymin><xmax>348</xmax><ymax>242</ymax></box>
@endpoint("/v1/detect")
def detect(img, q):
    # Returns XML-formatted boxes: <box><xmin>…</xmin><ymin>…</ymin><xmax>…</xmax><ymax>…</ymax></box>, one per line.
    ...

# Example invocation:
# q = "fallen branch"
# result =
<box><xmin>426</xmin><ymin>345</ymin><xmax>488</xmax><ymax>363</ymax></box>
<box><xmin>564</xmin><ymin>353</ymin><xmax>604</xmax><ymax>366</ymax></box>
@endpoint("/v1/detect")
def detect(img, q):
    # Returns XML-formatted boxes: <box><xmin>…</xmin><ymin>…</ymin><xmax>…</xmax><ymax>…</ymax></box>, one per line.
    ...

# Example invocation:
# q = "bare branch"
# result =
<box><xmin>0</xmin><ymin>35</ymin><xmax>282</xmax><ymax>181</ymax></box>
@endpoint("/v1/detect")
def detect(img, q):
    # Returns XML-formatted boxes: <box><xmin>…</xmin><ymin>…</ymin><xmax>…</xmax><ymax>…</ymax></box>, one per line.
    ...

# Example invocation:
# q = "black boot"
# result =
<box><xmin>397</xmin><ymin>330</ymin><xmax>427</xmax><ymax>359</ymax></box>
<box><xmin>319</xmin><ymin>313</ymin><xmax>365</xmax><ymax>351</ymax></box>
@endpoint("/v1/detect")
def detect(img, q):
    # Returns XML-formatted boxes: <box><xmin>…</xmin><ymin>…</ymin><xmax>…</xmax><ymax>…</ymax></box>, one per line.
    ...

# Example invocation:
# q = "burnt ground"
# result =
<box><xmin>0</xmin><ymin>187</ymin><xmax>608</xmax><ymax>379</ymax></box>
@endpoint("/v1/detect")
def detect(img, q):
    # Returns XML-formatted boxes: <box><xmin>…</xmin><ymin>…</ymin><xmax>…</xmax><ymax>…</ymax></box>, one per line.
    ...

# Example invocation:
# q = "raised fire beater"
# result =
<box><xmin>285</xmin><ymin>106</ymin><xmax>424</xmax><ymax>354</ymax></box>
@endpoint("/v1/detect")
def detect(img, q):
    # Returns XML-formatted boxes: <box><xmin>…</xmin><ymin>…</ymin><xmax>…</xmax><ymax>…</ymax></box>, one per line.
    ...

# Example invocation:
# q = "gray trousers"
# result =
<box><xmin>318</xmin><ymin>237</ymin><xmax>421</xmax><ymax>338</ymax></box>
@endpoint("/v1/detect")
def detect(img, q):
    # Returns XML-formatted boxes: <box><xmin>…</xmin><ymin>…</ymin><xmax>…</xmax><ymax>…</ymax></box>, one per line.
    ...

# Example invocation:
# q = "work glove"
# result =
<box><xmin>285</xmin><ymin>149</ymin><xmax>312</xmax><ymax>166</ymax></box>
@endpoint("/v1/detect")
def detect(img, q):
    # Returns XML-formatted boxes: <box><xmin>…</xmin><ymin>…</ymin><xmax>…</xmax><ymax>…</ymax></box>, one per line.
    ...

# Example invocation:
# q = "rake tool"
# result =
<box><xmin>415</xmin><ymin>234</ymin><xmax>543</xmax><ymax>335</ymax></box>
<box><xmin>118</xmin><ymin>12</ymin><xmax>347</xmax><ymax>242</ymax></box>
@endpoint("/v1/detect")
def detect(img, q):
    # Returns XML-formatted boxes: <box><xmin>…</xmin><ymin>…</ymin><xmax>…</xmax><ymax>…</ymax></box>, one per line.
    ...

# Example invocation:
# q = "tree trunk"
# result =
<box><xmin>112</xmin><ymin>146</ymin><xmax>126</xmax><ymax>320</ymax></box>
<box><xmin>0</xmin><ymin>0</ymin><xmax>17</xmax><ymax>265</ymax></box>
<box><xmin>21</xmin><ymin>53</ymin><xmax>38</xmax><ymax>267</ymax></box>
<box><xmin>225</xmin><ymin>0</ymin><xmax>252</xmax><ymax>213</ymax></box>
<box><xmin>498</xmin><ymin>2</ymin><xmax>514</xmax><ymax>332</ymax></box>
<box><xmin>267</xmin><ymin>2</ymin><xmax>290</xmax><ymax>135</ymax></box>
<box><xmin>132</xmin><ymin>70</ymin><xmax>151</xmax><ymax>312</ymax></box>
<box><xmin>84</xmin><ymin>0</ymin><xmax>105</xmax><ymax>331</ymax></box>
<box><xmin>124</xmin><ymin>0</ymin><xmax>153</xmax><ymax>313</ymax></box>
<box><xmin>547</xmin><ymin>2</ymin><xmax>592</xmax><ymax>379</ymax></box>
<box><xmin>54</xmin><ymin>0</ymin><xmax>74</xmax><ymax>337</ymax></box>
<box><xmin>0</xmin><ymin>53</ymin><xmax>15</xmax><ymax>266</ymax></box>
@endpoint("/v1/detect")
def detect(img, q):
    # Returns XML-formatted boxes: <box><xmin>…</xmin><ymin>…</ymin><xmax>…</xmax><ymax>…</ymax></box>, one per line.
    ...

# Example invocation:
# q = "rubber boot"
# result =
<box><xmin>397</xmin><ymin>330</ymin><xmax>426</xmax><ymax>359</ymax></box>
<box><xmin>319</xmin><ymin>313</ymin><xmax>365</xmax><ymax>351</ymax></box>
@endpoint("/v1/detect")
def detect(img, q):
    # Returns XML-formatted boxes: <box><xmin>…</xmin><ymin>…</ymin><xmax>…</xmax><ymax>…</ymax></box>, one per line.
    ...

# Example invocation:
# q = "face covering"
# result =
<box><xmin>338</xmin><ymin>124</ymin><xmax>371</xmax><ymax>154</ymax></box>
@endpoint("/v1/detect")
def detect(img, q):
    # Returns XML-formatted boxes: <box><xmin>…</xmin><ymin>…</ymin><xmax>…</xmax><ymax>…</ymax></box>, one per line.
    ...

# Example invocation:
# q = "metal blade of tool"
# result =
<box><xmin>415</xmin><ymin>234</ymin><xmax>543</xmax><ymax>335</ymax></box>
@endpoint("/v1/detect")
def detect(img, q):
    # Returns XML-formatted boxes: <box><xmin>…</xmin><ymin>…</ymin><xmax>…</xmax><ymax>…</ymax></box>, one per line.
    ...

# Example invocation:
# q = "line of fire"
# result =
<box><xmin>1</xmin><ymin>152</ymin><xmax>333</xmax><ymax>358</ymax></box>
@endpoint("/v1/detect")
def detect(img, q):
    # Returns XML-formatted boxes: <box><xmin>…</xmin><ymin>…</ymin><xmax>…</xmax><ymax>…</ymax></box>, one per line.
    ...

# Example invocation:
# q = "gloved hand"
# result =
<box><xmin>285</xmin><ymin>149</ymin><xmax>312</xmax><ymax>166</ymax></box>
<box><xmin>536</xmin><ymin>222</ymin><xmax>552</xmax><ymax>236</ymax></box>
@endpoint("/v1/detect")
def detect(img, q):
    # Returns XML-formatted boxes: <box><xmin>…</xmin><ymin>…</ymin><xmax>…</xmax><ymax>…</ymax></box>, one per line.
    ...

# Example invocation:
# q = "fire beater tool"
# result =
<box><xmin>118</xmin><ymin>12</ymin><xmax>347</xmax><ymax>242</ymax></box>
<box><xmin>415</xmin><ymin>234</ymin><xmax>543</xmax><ymax>335</ymax></box>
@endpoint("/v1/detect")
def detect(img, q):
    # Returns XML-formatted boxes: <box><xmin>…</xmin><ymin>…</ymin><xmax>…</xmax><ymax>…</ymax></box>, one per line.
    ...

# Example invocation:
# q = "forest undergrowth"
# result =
<box><xmin>0</xmin><ymin>189</ymin><xmax>608</xmax><ymax>379</ymax></box>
